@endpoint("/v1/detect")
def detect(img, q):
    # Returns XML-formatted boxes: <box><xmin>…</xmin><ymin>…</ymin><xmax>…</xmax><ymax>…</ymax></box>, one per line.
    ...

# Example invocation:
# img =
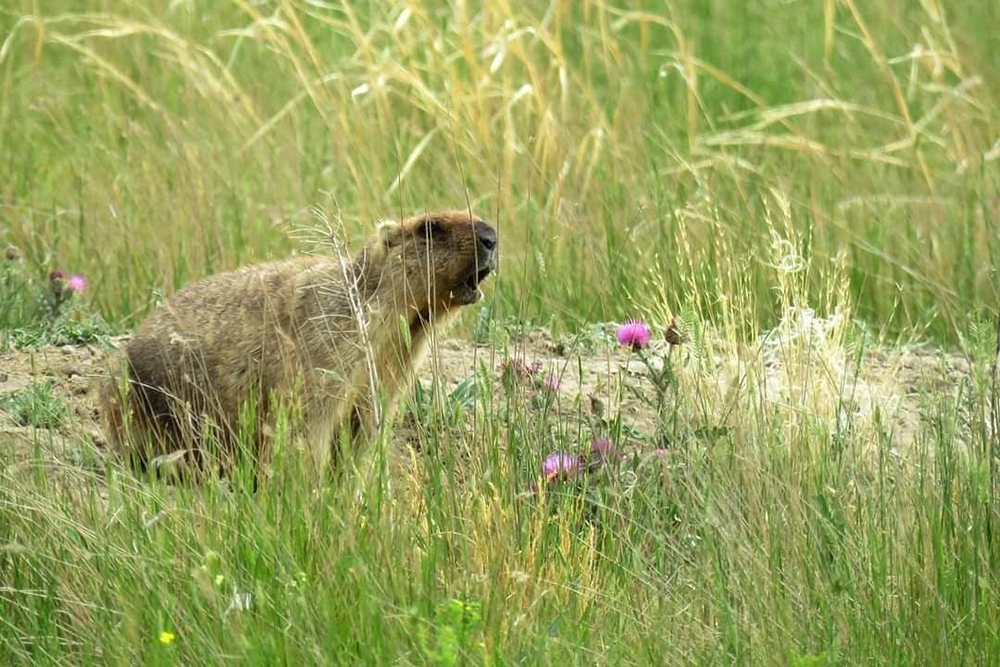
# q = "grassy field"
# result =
<box><xmin>1</xmin><ymin>0</ymin><xmax>999</xmax><ymax>664</ymax></box>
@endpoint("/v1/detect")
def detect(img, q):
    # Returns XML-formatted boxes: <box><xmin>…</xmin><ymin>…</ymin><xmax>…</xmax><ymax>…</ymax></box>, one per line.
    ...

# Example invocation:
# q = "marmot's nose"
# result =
<box><xmin>474</xmin><ymin>220</ymin><xmax>497</xmax><ymax>252</ymax></box>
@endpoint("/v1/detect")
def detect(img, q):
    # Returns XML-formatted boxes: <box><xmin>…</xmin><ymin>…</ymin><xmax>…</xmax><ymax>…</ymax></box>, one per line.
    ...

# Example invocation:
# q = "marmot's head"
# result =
<box><xmin>369</xmin><ymin>209</ymin><xmax>498</xmax><ymax>317</ymax></box>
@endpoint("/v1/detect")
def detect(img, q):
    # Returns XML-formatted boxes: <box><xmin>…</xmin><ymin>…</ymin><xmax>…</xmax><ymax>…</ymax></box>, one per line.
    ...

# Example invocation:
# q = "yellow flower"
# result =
<box><xmin>159</xmin><ymin>631</ymin><xmax>176</xmax><ymax>645</ymax></box>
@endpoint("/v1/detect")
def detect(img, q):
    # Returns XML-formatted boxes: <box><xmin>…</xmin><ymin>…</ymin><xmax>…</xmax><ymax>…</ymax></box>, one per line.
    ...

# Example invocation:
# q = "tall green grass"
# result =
<box><xmin>2</xmin><ymin>318</ymin><xmax>999</xmax><ymax>664</ymax></box>
<box><xmin>1</xmin><ymin>1</ymin><xmax>1000</xmax><ymax>665</ymax></box>
<box><xmin>1</xmin><ymin>0</ymin><xmax>997</xmax><ymax>339</ymax></box>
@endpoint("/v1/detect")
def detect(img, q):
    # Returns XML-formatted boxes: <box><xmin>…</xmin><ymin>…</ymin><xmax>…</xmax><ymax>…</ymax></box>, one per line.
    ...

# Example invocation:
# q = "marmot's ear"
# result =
<box><xmin>377</xmin><ymin>221</ymin><xmax>404</xmax><ymax>247</ymax></box>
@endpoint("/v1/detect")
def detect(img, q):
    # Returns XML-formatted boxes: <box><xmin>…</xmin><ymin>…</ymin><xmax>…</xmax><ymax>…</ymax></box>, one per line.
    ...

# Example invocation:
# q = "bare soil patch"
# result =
<box><xmin>0</xmin><ymin>327</ymin><xmax>978</xmax><ymax>472</ymax></box>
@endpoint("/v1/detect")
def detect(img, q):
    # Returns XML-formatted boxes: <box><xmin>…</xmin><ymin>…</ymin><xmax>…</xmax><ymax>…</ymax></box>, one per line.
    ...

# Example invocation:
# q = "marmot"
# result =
<box><xmin>100</xmin><ymin>209</ymin><xmax>497</xmax><ymax>474</ymax></box>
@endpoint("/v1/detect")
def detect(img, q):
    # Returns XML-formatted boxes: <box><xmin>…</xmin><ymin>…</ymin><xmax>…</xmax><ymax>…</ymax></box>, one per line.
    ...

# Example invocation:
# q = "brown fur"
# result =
<box><xmin>100</xmin><ymin>210</ymin><xmax>497</xmax><ymax>474</ymax></box>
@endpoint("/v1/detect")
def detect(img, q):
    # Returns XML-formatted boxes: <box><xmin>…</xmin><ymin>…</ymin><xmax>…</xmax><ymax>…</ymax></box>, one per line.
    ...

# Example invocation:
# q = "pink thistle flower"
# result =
<box><xmin>67</xmin><ymin>275</ymin><xmax>86</xmax><ymax>292</ymax></box>
<box><xmin>526</xmin><ymin>361</ymin><xmax>543</xmax><ymax>375</ymax></box>
<box><xmin>541</xmin><ymin>452</ymin><xmax>582</xmax><ymax>482</ymax></box>
<box><xmin>542</xmin><ymin>375</ymin><xmax>561</xmax><ymax>392</ymax></box>
<box><xmin>48</xmin><ymin>270</ymin><xmax>65</xmax><ymax>282</ymax></box>
<box><xmin>616</xmin><ymin>320</ymin><xmax>651</xmax><ymax>350</ymax></box>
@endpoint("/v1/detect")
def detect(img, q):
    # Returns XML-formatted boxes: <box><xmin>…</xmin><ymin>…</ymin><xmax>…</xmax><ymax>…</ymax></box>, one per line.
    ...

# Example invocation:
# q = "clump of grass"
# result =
<box><xmin>0</xmin><ymin>380</ymin><xmax>68</xmax><ymax>429</ymax></box>
<box><xmin>412</xmin><ymin>598</ymin><xmax>484</xmax><ymax>667</ymax></box>
<box><xmin>2</xmin><ymin>315</ymin><xmax>119</xmax><ymax>350</ymax></box>
<box><xmin>407</xmin><ymin>377</ymin><xmax>477</xmax><ymax>432</ymax></box>
<box><xmin>1</xmin><ymin>315</ymin><xmax>999</xmax><ymax>663</ymax></box>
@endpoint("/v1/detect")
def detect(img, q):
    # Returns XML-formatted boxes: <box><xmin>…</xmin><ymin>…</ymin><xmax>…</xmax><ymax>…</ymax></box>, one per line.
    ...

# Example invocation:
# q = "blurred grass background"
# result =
<box><xmin>1</xmin><ymin>0</ymin><xmax>997</xmax><ymax>341</ymax></box>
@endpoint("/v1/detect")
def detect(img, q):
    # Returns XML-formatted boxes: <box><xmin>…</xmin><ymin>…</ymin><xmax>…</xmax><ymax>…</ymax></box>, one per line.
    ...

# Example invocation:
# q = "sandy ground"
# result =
<box><xmin>0</xmin><ymin>325</ymin><xmax>985</xmax><ymax>473</ymax></box>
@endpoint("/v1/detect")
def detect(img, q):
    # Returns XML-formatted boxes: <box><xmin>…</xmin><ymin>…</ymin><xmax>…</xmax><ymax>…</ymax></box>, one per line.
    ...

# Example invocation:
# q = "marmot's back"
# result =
<box><xmin>112</xmin><ymin>258</ymin><xmax>321</xmax><ymax>458</ymax></box>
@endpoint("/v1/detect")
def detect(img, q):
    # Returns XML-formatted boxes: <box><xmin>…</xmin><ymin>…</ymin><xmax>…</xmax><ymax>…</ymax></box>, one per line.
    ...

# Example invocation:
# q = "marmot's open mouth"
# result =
<box><xmin>468</xmin><ymin>266</ymin><xmax>493</xmax><ymax>290</ymax></box>
<box><xmin>451</xmin><ymin>262</ymin><xmax>495</xmax><ymax>305</ymax></box>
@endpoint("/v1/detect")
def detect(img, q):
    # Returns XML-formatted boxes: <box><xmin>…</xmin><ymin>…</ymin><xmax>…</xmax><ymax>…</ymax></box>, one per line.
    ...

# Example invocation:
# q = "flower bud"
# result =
<box><xmin>664</xmin><ymin>317</ymin><xmax>685</xmax><ymax>346</ymax></box>
<box><xmin>49</xmin><ymin>270</ymin><xmax>67</xmax><ymax>296</ymax></box>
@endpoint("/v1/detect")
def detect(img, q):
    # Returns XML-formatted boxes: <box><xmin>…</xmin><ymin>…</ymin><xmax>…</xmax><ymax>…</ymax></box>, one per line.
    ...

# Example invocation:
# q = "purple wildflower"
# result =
<box><xmin>68</xmin><ymin>275</ymin><xmax>86</xmax><ymax>292</ymax></box>
<box><xmin>541</xmin><ymin>452</ymin><xmax>582</xmax><ymax>482</ymax></box>
<box><xmin>49</xmin><ymin>270</ymin><xmax>65</xmax><ymax>282</ymax></box>
<box><xmin>616</xmin><ymin>320</ymin><xmax>651</xmax><ymax>350</ymax></box>
<box><xmin>542</xmin><ymin>375</ymin><xmax>561</xmax><ymax>392</ymax></box>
